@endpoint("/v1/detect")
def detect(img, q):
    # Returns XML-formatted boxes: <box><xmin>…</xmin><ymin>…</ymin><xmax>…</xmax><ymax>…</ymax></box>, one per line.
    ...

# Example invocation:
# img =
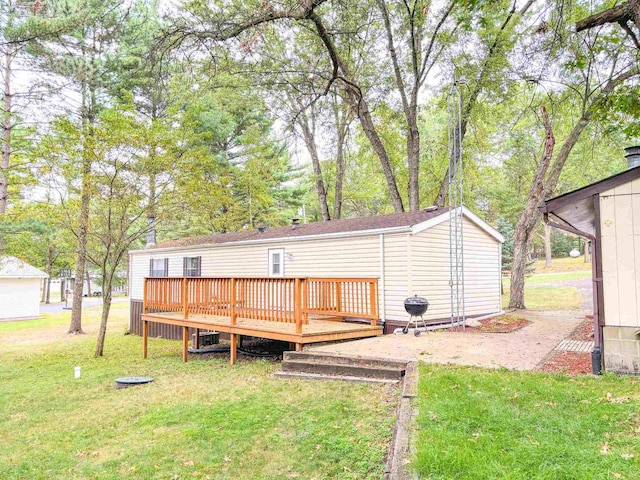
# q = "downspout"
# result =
<box><xmin>543</xmin><ymin>212</ymin><xmax>602</xmax><ymax>374</ymax></box>
<box><xmin>379</xmin><ymin>234</ymin><xmax>386</xmax><ymax>325</ymax></box>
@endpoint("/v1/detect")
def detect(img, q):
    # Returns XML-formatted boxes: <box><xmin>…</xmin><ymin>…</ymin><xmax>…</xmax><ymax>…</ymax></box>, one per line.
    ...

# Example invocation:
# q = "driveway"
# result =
<box><xmin>39</xmin><ymin>297</ymin><xmax>128</xmax><ymax>314</ymax></box>
<box><xmin>309</xmin><ymin>309</ymin><xmax>586</xmax><ymax>370</ymax></box>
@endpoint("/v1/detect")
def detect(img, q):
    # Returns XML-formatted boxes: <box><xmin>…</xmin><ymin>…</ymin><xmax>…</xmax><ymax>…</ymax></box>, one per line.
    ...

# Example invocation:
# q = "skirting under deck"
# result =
<box><xmin>141</xmin><ymin>312</ymin><xmax>383</xmax><ymax>364</ymax></box>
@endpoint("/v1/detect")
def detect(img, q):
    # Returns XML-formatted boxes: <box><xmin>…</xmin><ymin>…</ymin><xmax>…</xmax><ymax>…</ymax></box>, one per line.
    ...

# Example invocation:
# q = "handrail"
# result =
<box><xmin>143</xmin><ymin>276</ymin><xmax>380</xmax><ymax>327</ymax></box>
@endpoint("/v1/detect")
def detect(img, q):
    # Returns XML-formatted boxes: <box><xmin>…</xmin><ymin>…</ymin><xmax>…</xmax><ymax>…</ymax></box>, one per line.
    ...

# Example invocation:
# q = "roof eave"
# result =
<box><xmin>130</xmin><ymin>225</ymin><xmax>414</xmax><ymax>254</ymax></box>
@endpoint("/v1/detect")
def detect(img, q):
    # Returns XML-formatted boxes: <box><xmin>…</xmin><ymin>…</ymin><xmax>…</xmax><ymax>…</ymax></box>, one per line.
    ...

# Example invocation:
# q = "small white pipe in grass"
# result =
<box><xmin>393</xmin><ymin>310</ymin><xmax>506</xmax><ymax>334</ymax></box>
<box><xmin>74</xmin><ymin>366</ymin><xmax>81</xmax><ymax>379</ymax></box>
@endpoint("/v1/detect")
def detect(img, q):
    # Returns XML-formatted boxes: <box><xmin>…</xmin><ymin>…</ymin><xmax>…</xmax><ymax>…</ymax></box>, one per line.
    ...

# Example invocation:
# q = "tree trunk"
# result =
<box><xmin>509</xmin><ymin>107</ymin><xmax>555</xmax><ymax>309</ymax></box>
<box><xmin>333</xmin><ymin>101</ymin><xmax>350</xmax><ymax>220</ymax></box>
<box><xmin>334</xmin><ymin>125</ymin><xmax>345</xmax><ymax>220</ymax></box>
<box><xmin>146</xmin><ymin>172</ymin><xmax>157</xmax><ymax>246</ymax></box>
<box><xmin>95</xmin><ymin>284</ymin><xmax>112</xmax><ymax>357</ymax></box>
<box><xmin>407</xmin><ymin>114</ymin><xmax>420</xmax><ymax>211</ymax></box>
<box><xmin>0</xmin><ymin>43</ymin><xmax>12</xmax><ymax>252</ymax></box>
<box><xmin>69</xmin><ymin>161</ymin><xmax>90</xmax><ymax>333</ymax></box>
<box><xmin>544</xmin><ymin>223</ymin><xmax>552</xmax><ymax>267</ymax></box>
<box><xmin>298</xmin><ymin>110</ymin><xmax>331</xmax><ymax>221</ymax></box>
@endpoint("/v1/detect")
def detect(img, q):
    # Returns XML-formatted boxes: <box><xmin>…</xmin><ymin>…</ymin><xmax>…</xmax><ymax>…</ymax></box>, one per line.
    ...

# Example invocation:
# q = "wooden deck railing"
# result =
<box><xmin>143</xmin><ymin>276</ymin><xmax>379</xmax><ymax>330</ymax></box>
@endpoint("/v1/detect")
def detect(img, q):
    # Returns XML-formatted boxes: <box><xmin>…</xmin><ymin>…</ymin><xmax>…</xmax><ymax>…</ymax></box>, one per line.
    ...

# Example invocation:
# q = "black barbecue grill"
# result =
<box><xmin>402</xmin><ymin>295</ymin><xmax>429</xmax><ymax>336</ymax></box>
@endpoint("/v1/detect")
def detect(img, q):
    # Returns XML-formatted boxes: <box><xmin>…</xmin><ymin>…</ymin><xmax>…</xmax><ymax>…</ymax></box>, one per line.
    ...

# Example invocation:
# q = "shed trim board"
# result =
<box><xmin>128</xmin><ymin>208</ymin><xmax>504</xmax><ymax>337</ymax></box>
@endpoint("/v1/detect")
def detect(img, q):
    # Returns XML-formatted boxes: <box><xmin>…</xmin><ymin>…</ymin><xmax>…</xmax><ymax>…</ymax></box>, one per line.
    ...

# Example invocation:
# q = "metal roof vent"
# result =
<box><xmin>624</xmin><ymin>146</ymin><xmax>640</xmax><ymax>169</ymax></box>
<box><xmin>257</xmin><ymin>226</ymin><xmax>268</xmax><ymax>233</ymax></box>
<box><xmin>291</xmin><ymin>218</ymin><xmax>301</xmax><ymax>230</ymax></box>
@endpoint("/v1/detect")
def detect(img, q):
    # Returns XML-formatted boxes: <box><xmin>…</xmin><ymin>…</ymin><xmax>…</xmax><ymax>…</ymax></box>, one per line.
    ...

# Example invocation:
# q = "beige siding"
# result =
<box><xmin>409</xmin><ymin>218</ymin><xmax>501</xmax><ymax>321</ymax></box>
<box><xmin>381</xmin><ymin>233</ymin><xmax>411</xmax><ymax>322</ymax></box>
<box><xmin>129</xmin><ymin>215</ymin><xmax>502</xmax><ymax>324</ymax></box>
<box><xmin>130</xmin><ymin>235</ymin><xmax>381</xmax><ymax>301</ymax></box>
<box><xmin>600</xmin><ymin>177</ymin><xmax>640</xmax><ymax>327</ymax></box>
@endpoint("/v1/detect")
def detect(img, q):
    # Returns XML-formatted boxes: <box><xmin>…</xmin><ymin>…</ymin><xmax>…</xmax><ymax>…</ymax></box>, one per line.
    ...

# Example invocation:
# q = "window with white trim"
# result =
<box><xmin>183</xmin><ymin>256</ymin><xmax>201</xmax><ymax>277</ymax></box>
<box><xmin>268</xmin><ymin>248</ymin><xmax>285</xmax><ymax>277</ymax></box>
<box><xmin>149</xmin><ymin>258</ymin><xmax>168</xmax><ymax>277</ymax></box>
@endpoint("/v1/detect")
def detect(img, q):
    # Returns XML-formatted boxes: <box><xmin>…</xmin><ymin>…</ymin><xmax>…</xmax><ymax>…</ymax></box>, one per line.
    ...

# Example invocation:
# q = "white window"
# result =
<box><xmin>149</xmin><ymin>258</ymin><xmax>168</xmax><ymax>277</ymax></box>
<box><xmin>183</xmin><ymin>256</ymin><xmax>201</xmax><ymax>277</ymax></box>
<box><xmin>268</xmin><ymin>248</ymin><xmax>285</xmax><ymax>277</ymax></box>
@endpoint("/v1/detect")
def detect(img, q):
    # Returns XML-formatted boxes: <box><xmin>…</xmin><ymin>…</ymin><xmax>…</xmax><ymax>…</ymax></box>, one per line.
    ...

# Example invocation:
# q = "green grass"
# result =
<box><xmin>532</xmin><ymin>256</ymin><xmax>592</xmax><ymax>273</ymax></box>
<box><xmin>0</xmin><ymin>304</ymin><xmax>395</xmax><ymax>479</ymax></box>
<box><xmin>414</xmin><ymin>365</ymin><xmax>640</xmax><ymax>479</ymax></box>
<box><xmin>523</xmin><ymin>270</ymin><xmax>592</xmax><ymax>284</ymax></box>
<box><xmin>502</xmin><ymin>286</ymin><xmax>582</xmax><ymax>310</ymax></box>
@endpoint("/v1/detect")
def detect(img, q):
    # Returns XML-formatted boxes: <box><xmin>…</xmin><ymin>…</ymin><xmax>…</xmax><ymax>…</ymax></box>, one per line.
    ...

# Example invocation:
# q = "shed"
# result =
<box><xmin>128</xmin><ymin>206</ymin><xmax>504</xmax><ymax>338</ymax></box>
<box><xmin>541</xmin><ymin>162</ymin><xmax>640</xmax><ymax>374</ymax></box>
<box><xmin>0</xmin><ymin>256</ymin><xmax>48</xmax><ymax>320</ymax></box>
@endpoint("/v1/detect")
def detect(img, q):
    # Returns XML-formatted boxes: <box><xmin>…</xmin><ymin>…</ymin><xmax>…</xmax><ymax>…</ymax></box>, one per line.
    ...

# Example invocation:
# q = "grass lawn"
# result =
<box><xmin>532</xmin><ymin>256</ymin><xmax>591</xmax><ymax>273</ymax></box>
<box><xmin>502</xmin><ymin>286</ymin><xmax>582</xmax><ymax>310</ymax></box>
<box><xmin>0</xmin><ymin>304</ymin><xmax>395</xmax><ymax>480</ymax></box>
<box><xmin>414</xmin><ymin>365</ymin><xmax>640</xmax><ymax>479</ymax></box>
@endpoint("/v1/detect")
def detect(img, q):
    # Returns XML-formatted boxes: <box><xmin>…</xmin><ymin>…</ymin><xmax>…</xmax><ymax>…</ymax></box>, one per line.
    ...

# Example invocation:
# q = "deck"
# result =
<box><xmin>141</xmin><ymin>276</ymin><xmax>383</xmax><ymax>364</ymax></box>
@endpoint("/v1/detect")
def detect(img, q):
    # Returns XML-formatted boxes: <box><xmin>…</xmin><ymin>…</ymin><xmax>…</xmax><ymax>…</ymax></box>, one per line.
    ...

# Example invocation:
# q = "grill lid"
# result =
<box><xmin>404</xmin><ymin>295</ymin><xmax>429</xmax><ymax>306</ymax></box>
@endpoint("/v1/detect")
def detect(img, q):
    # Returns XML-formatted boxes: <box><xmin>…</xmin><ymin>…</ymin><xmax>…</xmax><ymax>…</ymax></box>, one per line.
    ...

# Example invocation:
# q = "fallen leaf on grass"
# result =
<box><xmin>606</xmin><ymin>393</ymin><xmax>630</xmax><ymax>404</ymax></box>
<box><xmin>621</xmin><ymin>453</ymin><xmax>635</xmax><ymax>459</ymax></box>
<box><xmin>600</xmin><ymin>442</ymin><xmax>610</xmax><ymax>455</ymax></box>
<box><xmin>183</xmin><ymin>460</ymin><xmax>195</xmax><ymax>467</ymax></box>
<box><xmin>224</xmin><ymin>456</ymin><xmax>231</xmax><ymax>463</ymax></box>
<box><xmin>611</xmin><ymin>473</ymin><xmax>622</xmax><ymax>479</ymax></box>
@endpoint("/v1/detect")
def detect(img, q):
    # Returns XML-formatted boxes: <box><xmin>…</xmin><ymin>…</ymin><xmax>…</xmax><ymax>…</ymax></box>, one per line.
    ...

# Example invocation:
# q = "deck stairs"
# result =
<box><xmin>275</xmin><ymin>351</ymin><xmax>408</xmax><ymax>384</ymax></box>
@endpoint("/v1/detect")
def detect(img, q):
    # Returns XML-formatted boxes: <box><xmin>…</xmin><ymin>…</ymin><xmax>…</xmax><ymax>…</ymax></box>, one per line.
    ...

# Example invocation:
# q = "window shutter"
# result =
<box><xmin>149</xmin><ymin>259</ymin><xmax>153</xmax><ymax>277</ymax></box>
<box><xmin>196</xmin><ymin>256</ymin><xmax>202</xmax><ymax>277</ymax></box>
<box><xmin>164</xmin><ymin>258</ymin><xmax>169</xmax><ymax>277</ymax></box>
<box><xmin>183</xmin><ymin>257</ymin><xmax>187</xmax><ymax>277</ymax></box>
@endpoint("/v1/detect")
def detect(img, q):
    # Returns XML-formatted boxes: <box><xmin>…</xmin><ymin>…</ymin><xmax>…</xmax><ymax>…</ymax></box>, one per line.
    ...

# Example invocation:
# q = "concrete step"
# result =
<box><xmin>282</xmin><ymin>360</ymin><xmax>405</xmax><ymax>380</ymax></box>
<box><xmin>283</xmin><ymin>351</ymin><xmax>407</xmax><ymax>370</ymax></box>
<box><xmin>274</xmin><ymin>370</ymin><xmax>400</xmax><ymax>384</ymax></box>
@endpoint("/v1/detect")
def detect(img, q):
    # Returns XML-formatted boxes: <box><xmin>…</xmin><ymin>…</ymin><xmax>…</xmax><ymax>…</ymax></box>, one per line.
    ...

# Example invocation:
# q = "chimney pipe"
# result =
<box><xmin>624</xmin><ymin>146</ymin><xmax>640</xmax><ymax>170</ymax></box>
<box><xmin>291</xmin><ymin>218</ymin><xmax>300</xmax><ymax>225</ymax></box>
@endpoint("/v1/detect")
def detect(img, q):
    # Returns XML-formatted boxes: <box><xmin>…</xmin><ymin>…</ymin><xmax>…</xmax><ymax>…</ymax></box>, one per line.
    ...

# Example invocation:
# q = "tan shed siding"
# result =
<box><xmin>381</xmin><ymin>233</ymin><xmax>410</xmax><ymax>322</ymax></box>
<box><xmin>600</xmin><ymin>178</ymin><xmax>640</xmax><ymax>328</ymax></box>
<box><xmin>410</xmin><ymin>218</ymin><xmax>501</xmax><ymax>321</ymax></box>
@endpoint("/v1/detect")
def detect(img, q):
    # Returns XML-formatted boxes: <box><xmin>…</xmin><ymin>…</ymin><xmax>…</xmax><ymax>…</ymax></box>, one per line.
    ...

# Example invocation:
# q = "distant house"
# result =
<box><xmin>541</xmin><ymin>151</ymin><xmax>640</xmax><ymax>375</ymax></box>
<box><xmin>128</xmin><ymin>206</ymin><xmax>505</xmax><ymax>338</ymax></box>
<box><xmin>0</xmin><ymin>256</ymin><xmax>48</xmax><ymax>320</ymax></box>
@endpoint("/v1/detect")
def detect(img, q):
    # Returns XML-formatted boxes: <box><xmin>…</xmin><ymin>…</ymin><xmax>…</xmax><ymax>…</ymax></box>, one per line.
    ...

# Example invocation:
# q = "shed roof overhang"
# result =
<box><xmin>540</xmin><ymin>165</ymin><xmax>640</xmax><ymax>238</ymax></box>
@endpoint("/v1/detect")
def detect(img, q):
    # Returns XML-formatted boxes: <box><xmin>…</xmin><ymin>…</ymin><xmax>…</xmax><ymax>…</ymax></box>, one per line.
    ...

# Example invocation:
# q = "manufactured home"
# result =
<box><xmin>541</xmin><ymin>151</ymin><xmax>640</xmax><ymax>375</ymax></box>
<box><xmin>0</xmin><ymin>256</ymin><xmax>48</xmax><ymax>320</ymax></box>
<box><xmin>129</xmin><ymin>207</ymin><xmax>504</xmax><ymax>354</ymax></box>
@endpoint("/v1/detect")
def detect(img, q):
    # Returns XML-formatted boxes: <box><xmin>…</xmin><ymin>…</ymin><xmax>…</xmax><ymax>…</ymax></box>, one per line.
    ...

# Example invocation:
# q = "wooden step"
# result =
<box><xmin>274</xmin><ymin>371</ymin><xmax>400</xmax><ymax>384</ymax></box>
<box><xmin>283</xmin><ymin>351</ymin><xmax>408</xmax><ymax>370</ymax></box>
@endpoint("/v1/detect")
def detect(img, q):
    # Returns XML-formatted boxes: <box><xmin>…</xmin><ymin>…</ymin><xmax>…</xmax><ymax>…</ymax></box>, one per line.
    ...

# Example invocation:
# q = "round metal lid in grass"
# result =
<box><xmin>115</xmin><ymin>377</ymin><xmax>154</xmax><ymax>389</ymax></box>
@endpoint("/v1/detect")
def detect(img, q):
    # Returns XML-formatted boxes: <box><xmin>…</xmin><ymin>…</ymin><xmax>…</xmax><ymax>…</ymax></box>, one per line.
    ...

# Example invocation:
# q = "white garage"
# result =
<box><xmin>0</xmin><ymin>256</ymin><xmax>48</xmax><ymax>320</ymax></box>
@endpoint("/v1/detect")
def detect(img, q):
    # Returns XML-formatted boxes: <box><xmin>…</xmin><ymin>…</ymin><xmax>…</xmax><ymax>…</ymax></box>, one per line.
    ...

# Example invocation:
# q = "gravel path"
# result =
<box><xmin>310</xmin><ymin>309</ymin><xmax>586</xmax><ymax>370</ymax></box>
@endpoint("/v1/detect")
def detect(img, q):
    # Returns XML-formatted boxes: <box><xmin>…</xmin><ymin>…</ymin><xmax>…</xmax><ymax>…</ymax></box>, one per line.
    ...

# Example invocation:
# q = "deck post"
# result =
<box><xmin>294</xmin><ymin>278</ymin><xmax>302</xmax><ymax>334</ymax></box>
<box><xmin>143</xmin><ymin>278</ymin><xmax>148</xmax><ymax>314</ymax></box>
<box><xmin>182</xmin><ymin>326</ymin><xmax>189</xmax><ymax>363</ymax></box>
<box><xmin>370</xmin><ymin>281</ymin><xmax>377</xmax><ymax>326</ymax></box>
<box><xmin>230</xmin><ymin>278</ymin><xmax>237</xmax><ymax>325</ymax></box>
<box><xmin>335</xmin><ymin>281</ymin><xmax>342</xmax><ymax>322</ymax></box>
<box><xmin>194</xmin><ymin>328</ymin><xmax>200</xmax><ymax>350</ymax></box>
<box><xmin>296</xmin><ymin>343</ymin><xmax>303</xmax><ymax>351</ymax></box>
<box><xmin>302</xmin><ymin>278</ymin><xmax>309</xmax><ymax>322</ymax></box>
<box><xmin>230</xmin><ymin>334</ymin><xmax>237</xmax><ymax>365</ymax></box>
<box><xmin>142</xmin><ymin>320</ymin><xmax>148</xmax><ymax>359</ymax></box>
<box><xmin>182</xmin><ymin>277</ymin><xmax>189</xmax><ymax>319</ymax></box>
